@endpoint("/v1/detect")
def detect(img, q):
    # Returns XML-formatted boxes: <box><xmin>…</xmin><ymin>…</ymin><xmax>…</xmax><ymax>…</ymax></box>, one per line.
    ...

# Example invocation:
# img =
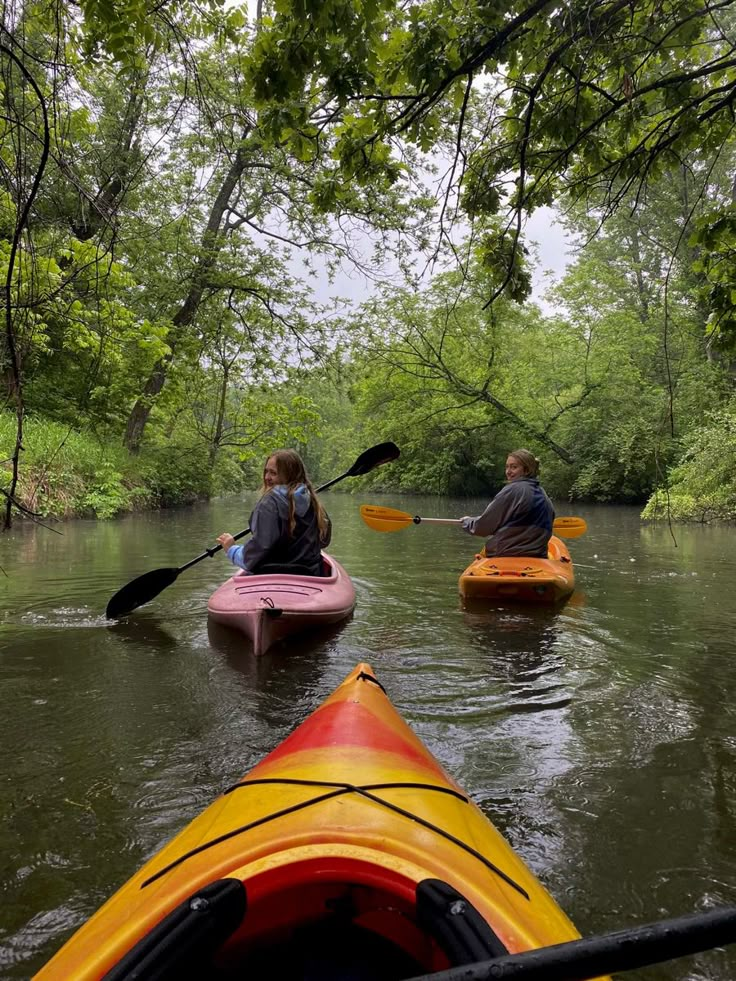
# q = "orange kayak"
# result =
<box><xmin>37</xmin><ymin>663</ymin><xmax>603</xmax><ymax>980</ymax></box>
<box><xmin>459</xmin><ymin>535</ymin><xmax>575</xmax><ymax>604</ymax></box>
<box><xmin>207</xmin><ymin>552</ymin><xmax>355</xmax><ymax>655</ymax></box>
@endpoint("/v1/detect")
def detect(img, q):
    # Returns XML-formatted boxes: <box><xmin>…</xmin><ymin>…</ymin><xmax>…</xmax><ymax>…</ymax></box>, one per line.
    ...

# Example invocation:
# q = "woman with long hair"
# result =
<box><xmin>461</xmin><ymin>448</ymin><xmax>554</xmax><ymax>557</ymax></box>
<box><xmin>216</xmin><ymin>449</ymin><xmax>331</xmax><ymax>576</ymax></box>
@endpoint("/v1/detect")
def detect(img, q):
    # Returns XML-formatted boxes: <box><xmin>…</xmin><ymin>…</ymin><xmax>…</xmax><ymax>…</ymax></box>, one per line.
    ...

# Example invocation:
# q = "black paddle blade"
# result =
<box><xmin>106</xmin><ymin>567</ymin><xmax>180</xmax><ymax>619</ymax></box>
<box><xmin>347</xmin><ymin>441</ymin><xmax>400</xmax><ymax>476</ymax></box>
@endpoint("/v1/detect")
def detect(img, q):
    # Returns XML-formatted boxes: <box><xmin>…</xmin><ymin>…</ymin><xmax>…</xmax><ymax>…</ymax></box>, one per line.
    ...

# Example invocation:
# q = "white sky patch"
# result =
<box><xmin>233</xmin><ymin>1</ymin><xmax>574</xmax><ymax>316</ymax></box>
<box><xmin>526</xmin><ymin>206</ymin><xmax>573</xmax><ymax>314</ymax></box>
<box><xmin>297</xmin><ymin>204</ymin><xmax>573</xmax><ymax>316</ymax></box>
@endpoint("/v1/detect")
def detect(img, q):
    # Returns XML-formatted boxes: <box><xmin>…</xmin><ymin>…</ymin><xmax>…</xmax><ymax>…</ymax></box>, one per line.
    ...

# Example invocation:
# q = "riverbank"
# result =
<box><xmin>4</xmin><ymin>412</ymin><xmax>735</xmax><ymax>524</ymax></box>
<box><xmin>0</xmin><ymin>414</ymin><xmax>227</xmax><ymax>520</ymax></box>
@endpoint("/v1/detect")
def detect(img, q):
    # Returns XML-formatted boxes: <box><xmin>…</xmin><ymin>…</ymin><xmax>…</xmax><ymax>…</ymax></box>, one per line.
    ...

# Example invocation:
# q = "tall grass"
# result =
<box><xmin>0</xmin><ymin>413</ymin><xmax>225</xmax><ymax>519</ymax></box>
<box><xmin>0</xmin><ymin>414</ymin><xmax>145</xmax><ymax>518</ymax></box>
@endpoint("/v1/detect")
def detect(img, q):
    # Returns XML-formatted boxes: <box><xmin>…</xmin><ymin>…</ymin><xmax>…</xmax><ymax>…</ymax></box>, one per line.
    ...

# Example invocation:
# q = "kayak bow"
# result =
<box><xmin>37</xmin><ymin>664</ymin><xmax>602</xmax><ymax>980</ymax></box>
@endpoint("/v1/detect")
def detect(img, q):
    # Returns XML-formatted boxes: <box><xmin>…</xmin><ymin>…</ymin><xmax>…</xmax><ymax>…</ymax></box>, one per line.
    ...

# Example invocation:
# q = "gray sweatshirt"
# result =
<box><xmin>463</xmin><ymin>477</ymin><xmax>554</xmax><ymax>557</ymax></box>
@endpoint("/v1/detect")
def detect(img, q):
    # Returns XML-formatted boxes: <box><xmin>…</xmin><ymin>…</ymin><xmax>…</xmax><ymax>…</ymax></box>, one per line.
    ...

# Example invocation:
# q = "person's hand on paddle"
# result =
<box><xmin>461</xmin><ymin>516</ymin><xmax>474</xmax><ymax>531</ymax></box>
<box><xmin>217</xmin><ymin>532</ymin><xmax>236</xmax><ymax>551</ymax></box>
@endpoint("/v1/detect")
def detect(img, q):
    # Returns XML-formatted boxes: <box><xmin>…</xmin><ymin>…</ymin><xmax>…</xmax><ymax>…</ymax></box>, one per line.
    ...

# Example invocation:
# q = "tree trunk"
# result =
<box><xmin>123</xmin><ymin>134</ymin><xmax>250</xmax><ymax>452</ymax></box>
<box><xmin>627</xmin><ymin>226</ymin><xmax>650</xmax><ymax>324</ymax></box>
<box><xmin>1</xmin><ymin>42</ymin><xmax>49</xmax><ymax>528</ymax></box>
<box><xmin>208</xmin><ymin>362</ymin><xmax>230</xmax><ymax>470</ymax></box>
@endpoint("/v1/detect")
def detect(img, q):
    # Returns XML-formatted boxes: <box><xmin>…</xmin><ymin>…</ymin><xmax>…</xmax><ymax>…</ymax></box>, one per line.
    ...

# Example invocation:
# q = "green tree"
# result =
<box><xmin>1</xmin><ymin>0</ymin><xmax>434</xmax><ymax>523</ymax></box>
<box><xmin>337</xmin><ymin>270</ymin><xmax>594</xmax><ymax>494</ymax></box>
<box><xmin>641</xmin><ymin>399</ymin><xmax>736</xmax><ymax>521</ymax></box>
<box><xmin>248</xmin><ymin>0</ymin><xmax>736</xmax><ymax>335</ymax></box>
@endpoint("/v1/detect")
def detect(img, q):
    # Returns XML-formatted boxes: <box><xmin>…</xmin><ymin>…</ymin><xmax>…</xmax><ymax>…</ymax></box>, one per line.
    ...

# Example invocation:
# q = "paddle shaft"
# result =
<box><xmin>414</xmin><ymin>516</ymin><xmax>582</xmax><ymax>531</ymax></box>
<box><xmin>412</xmin><ymin>517</ymin><xmax>461</xmax><ymax>526</ymax></box>
<box><xmin>405</xmin><ymin>905</ymin><xmax>736</xmax><ymax>981</ymax></box>
<box><xmin>179</xmin><ymin>526</ymin><xmax>251</xmax><ymax>574</ymax></box>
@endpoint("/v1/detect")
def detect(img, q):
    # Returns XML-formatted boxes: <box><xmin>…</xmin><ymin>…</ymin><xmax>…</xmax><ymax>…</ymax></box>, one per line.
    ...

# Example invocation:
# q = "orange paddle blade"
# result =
<box><xmin>360</xmin><ymin>505</ymin><xmax>414</xmax><ymax>532</ymax></box>
<box><xmin>552</xmin><ymin>516</ymin><xmax>587</xmax><ymax>538</ymax></box>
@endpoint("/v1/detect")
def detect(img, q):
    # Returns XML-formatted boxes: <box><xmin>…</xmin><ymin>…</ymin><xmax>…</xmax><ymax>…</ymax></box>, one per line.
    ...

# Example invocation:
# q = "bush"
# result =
<box><xmin>136</xmin><ymin>442</ymin><xmax>215</xmax><ymax>507</ymax></box>
<box><xmin>641</xmin><ymin>402</ymin><xmax>736</xmax><ymax>523</ymax></box>
<box><xmin>0</xmin><ymin>413</ymin><xmax>143</xmax><ymax>518</ymax></box>
<box><xmin>641</xmin><ymin>490</ymin><xmax>735</xmax><ymax>523</ymax></box>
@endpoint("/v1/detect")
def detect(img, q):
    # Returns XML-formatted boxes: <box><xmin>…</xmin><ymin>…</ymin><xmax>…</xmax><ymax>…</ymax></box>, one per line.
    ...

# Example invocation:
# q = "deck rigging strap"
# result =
<box><xmin>140</xmin><ymin>778</ymin><xmax>529</xmax><ymax>900</ymax></box>
<box><xmin>357</xmin><ymin>669</ymin><xmax>387</xmax><ymax>694</ymax></box>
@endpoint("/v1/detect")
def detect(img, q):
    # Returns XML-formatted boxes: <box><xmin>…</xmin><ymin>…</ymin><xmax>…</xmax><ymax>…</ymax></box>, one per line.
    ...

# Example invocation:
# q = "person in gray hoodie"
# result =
<box><xmin>461</xmin><ymin>449</ymin><xmax>554</xmax><ymax>558</ymax></box>
<box><xmin>216</xmin><ymin>449</ymin><xmax>331</xmax><ymax>576</ymax></box>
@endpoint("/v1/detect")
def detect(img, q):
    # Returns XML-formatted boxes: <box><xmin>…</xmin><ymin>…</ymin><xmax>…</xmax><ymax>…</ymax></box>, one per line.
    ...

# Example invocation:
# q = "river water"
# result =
<box><xmin>2</xmin><ymin>494</ymin><xmax>736</xmax><ymax>979</ymax></box>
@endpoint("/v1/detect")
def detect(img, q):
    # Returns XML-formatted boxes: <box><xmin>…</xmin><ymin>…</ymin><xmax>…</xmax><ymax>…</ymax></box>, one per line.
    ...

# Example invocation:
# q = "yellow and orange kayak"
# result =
<box><xmin>37</xmin><ymin>664</ymin><xmax>602</xmax><ymax>980</ymax></box>
<box><xmin>459</xmin><ymin>535</ymin><xmax>575</xmax><ymax>604</ymax></box>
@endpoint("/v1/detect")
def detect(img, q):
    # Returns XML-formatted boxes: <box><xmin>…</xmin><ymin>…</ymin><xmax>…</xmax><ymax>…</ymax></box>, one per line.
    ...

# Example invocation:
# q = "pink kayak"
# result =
<box><xmin>207</xmin><ymin>552</ymin><xmax>355</xmax><ymax>656</ymax></box>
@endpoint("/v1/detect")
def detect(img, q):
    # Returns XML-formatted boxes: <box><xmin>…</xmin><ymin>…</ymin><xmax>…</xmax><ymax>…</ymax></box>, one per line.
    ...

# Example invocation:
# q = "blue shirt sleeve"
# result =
<box><xmin>226</xmin><ymin>545</ymin><xmax>249</xmax><ymax>570</ymax></box>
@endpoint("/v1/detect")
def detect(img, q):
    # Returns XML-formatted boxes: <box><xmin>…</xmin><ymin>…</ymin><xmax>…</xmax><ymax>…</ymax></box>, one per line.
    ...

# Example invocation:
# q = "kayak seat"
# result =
<box><xmin>416</xmin><ymin>878</ymin><xmax>508</xmax><ymax>961</ymax></box>
<box><xmin>102</xmin><ymin>878</ymin><xmax>246</xmax><ymax>981</ymax></box>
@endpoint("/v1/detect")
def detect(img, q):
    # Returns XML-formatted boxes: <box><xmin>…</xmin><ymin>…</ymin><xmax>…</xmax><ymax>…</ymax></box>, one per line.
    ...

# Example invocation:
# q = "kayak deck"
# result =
<box><xmin>459</xmin><ymin>535</ymin><xmax>575</xmax><ymax>604</ymax></box>
<box><xmin>37</xmin><ymin>664</ymin><xmax>604</xmax><ymax>980</ymax></box>
<box><xmin>207</xmin><ymin>552</ymin><xmax>356</xmax><ymax>655</ymax></box>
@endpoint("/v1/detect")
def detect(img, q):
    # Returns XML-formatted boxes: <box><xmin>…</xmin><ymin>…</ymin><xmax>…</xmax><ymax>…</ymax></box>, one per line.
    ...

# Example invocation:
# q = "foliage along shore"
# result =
<box><xmin>3</xmin><ymin>401</ymin><xmax>736</xmax><ymax>524</ymax></box>
<box><xmin>3</xmin><ymin>0</ymin><xmax>736</xmax><ymax>530</ymax></box>
<box><xmin>0</xmin><ymin>413</ymin><xmax>213</xmax><ymax>520</ymax></box>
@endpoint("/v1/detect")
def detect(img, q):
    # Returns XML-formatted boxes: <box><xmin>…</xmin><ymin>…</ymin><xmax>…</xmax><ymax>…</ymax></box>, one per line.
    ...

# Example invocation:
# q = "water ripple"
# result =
<box><xmin>4</xmin><ymin>500</ymin><xmax>736</xmax><ymax>980</ymax></box>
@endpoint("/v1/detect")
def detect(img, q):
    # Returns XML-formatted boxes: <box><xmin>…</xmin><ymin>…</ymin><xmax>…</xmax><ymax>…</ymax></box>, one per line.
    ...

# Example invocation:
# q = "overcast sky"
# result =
<box><xmin>235</xmin><ymin>2</ymin><xmax>574</xmax><ymax>313</ymax></box>
<box><xmin>304</xmin><ymin>205</ymin><xmax>574</xmax><ymax>315</ymax></box>
<box><xmin>527</xmin><ymin>206</ymin><xmax>574</xmax><ymax>287</ymax></box>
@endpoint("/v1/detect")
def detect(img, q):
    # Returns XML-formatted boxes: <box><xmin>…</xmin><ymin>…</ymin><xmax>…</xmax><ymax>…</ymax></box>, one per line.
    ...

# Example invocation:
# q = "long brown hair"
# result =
<box><xmin>261</xmin><ymin>449</ymin><xmax>329</xmax><ymax>537</ymax></box>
